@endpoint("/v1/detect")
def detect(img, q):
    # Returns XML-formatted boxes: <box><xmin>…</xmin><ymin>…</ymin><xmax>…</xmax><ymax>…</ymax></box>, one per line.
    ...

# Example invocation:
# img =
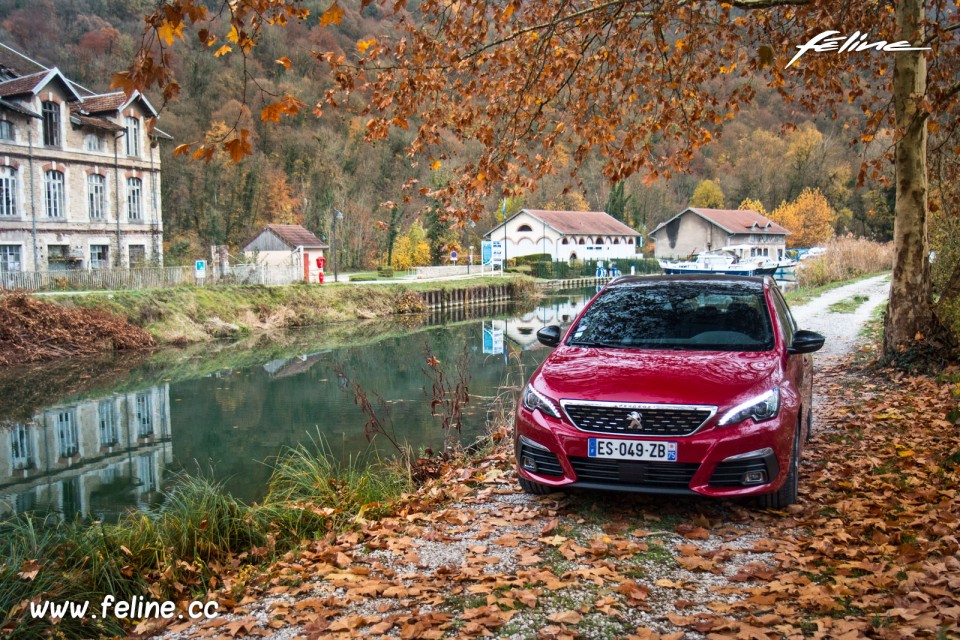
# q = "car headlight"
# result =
<box><xmin>717</xmin><ymin>388</ymin><xmax>780</xmax><ymax>426</ymax></box>
<box><xmin>521</xmin><ymin>384</ymin><xmax>561</xmax><ymax>418</ymax></box>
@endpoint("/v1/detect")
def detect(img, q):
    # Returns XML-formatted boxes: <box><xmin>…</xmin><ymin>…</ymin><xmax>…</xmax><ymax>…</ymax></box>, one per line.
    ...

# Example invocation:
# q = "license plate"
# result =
<box><xmin>588</xmin><ymin>439</ymin><xmax>678</xmax><ymax>462</ymax></box>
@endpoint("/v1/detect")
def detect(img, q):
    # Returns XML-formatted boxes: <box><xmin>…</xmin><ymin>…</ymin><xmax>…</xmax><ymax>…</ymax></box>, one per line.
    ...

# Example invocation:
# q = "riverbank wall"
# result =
<box><xmin>37</xmin><ymin>276</ymin><xmax>537</xmax><ymax>348</ymax></box>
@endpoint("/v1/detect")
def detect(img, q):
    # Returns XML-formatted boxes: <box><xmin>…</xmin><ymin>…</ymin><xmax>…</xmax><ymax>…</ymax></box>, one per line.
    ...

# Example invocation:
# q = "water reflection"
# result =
<box><xmin>0</xmin><ymin>288</ymin><xmax>595</xmax><ymax>521</ymax></box>
<box><xmin>0</xmin><ymin>385</ymin><xmax>171</xmax><ymax>520</ymax></box>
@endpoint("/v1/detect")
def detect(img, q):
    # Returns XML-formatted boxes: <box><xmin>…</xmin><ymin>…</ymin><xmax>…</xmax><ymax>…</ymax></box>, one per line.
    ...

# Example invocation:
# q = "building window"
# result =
<box><xmin>578</xmin><ymin>238</ymin><xmax>586</xmax><ymax>245</ymax></box>
<box><xmin>98</xmin><ymin>401</ymin><xmax>118</xmax><ymax>447</ymax></box>
<box><xmin>10</xmin><ymin>423</ymin><xmax>32</xmax><ymax>470</ymax></box>
<box><xmin>57</xmin><ymin>410</ymin><xmax>79</xmax><ymax>458</ymax></box>
<box><xmin>47</xmin><ymin>244</ymin><xmax>71</xmax><ymax>271</ymax></box>
<box><xmin>517</xmin><ymin>224</ymin><xmax>533</xmax><ymax>232</ymax></box>
<box><xmin>0</xmin><ymin>245</ymin><xmax>21</xmax><ymax>273</ymax></box>
<box><xmin>88</xmin><ymin>174</ymin><xmax>106</xmax><ymax>220</ymax></box>
<box><xmin>129</xmin><ymin>245</ymin><xmax>146</xmax><ymax>267</ymax></box>
<box><xmin>136</xmin><ymin>393</ymin><xmax>153</xmax><ymax>438</ymax></box>
<box><xmin>0</xmin><ymin>120</ymin><xmax>13</xmax><ymax>141</ymax></box>
<box><xmin>126</xmin><ymin>177</ymin><xmax>142</xmax><ymax>221</ymax></box>
<box><xmin>628</xmin><ymin>238</ymin><xmax>634</xmax><ymax>245</ymax></box>
<box><xmin>125</xmin><ymin>116</ymin><xmax>140</xmax><ymax>157</ymax></box>
<box><xmin>0</xmin><ymin>166</ymin><xmax>17</xmax><ymax>217</ymax></box>
<box><xmin>561</xmin><ymin>238</ymin><xmax>569</xmax><ymax>245</ymax></box>
<box><xmin>41</xmin><ymin>101</ymin><xmax>60</xmax><ymax>147</ymax></box>
<box><xmin>84</xmin><ymin>133</ymin><xmax>104</xmax><ymax>152</ymax></box>
<box><xmin>44</xmin><ymin>170</ymin><xmax>64</xmax><ymax>218</ymax></box>
<box><xmin>90</xmin><ymin>244</ymin><xmax>109</xmax><ymax>270</ymax></box>
<box><xmin>595</xmin><ymin>237</ymin><xmax>605</xmax><ymax>244</ymax></box>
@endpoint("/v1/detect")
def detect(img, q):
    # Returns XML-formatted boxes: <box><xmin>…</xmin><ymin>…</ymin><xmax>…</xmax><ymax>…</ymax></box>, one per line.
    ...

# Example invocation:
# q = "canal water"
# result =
<box><xmin>0</xmin><ymin>287</ymin><xmax>599</xmax><ymax>521</ymax></box>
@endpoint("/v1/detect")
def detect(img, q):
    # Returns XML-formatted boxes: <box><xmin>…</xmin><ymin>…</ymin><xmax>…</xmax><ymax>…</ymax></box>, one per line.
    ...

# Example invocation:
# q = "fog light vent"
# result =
<box><xmin>742</xmin><ymin>470</ymin><xmax>767</xmax><ymax>485</ymax></box>
<box><xmin>521</xmin><ymin>456</ymin><xmax>538</xmax><ymax>472</ymax></box>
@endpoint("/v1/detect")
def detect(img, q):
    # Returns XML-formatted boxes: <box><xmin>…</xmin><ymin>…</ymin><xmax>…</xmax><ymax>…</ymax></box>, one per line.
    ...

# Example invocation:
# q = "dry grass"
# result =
<box><xmin>795</xmin><ymin>236</ymin><xmax>893</xmax><ymax>288</ymax></box>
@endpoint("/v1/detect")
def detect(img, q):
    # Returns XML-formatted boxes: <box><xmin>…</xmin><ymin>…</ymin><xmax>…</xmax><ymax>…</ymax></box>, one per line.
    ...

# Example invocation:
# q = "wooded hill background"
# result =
<box><xmin>0</xmin><ymin>0</ymin><xmax>897</xmax><ymax>269</ymax></box>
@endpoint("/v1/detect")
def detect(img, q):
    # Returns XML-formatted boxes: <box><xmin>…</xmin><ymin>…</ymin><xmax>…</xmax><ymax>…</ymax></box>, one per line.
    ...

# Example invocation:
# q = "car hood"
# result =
<box><xmin>536</xmin><ymin>346</ymin><xmax>782</xmax><ymax>407</ymax></box>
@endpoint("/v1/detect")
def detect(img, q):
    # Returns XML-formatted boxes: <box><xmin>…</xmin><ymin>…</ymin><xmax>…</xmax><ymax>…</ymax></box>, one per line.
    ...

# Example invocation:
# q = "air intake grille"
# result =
<box><xmin>569</xmin><ymin>457</ymin><xmax>699</xmax><ymax>489</ymax></box>
<box><xmin>519</xmin><ymin>443</ymin><xmax>563</xmax><ymax>477</ymax></box>
<box><xmin>562</xmin><ymin>402</ymin><xmax>714</xmax><ymax>437</ymax></box>
<box><xmin>709</xmin><ymin>457</ymin><xmax>778</xmax><ymax>487</ymax></box>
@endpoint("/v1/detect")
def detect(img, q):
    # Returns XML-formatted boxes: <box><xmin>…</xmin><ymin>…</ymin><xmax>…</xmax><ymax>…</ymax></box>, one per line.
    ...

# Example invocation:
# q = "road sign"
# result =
<box><xmin>450</xmin><ymin>250</ymin><xmax>458</xmax><ymax>264</ymax></box>
<box><xmin>195</xmin><ymin>260</ymin><xmax>207</xmax><ymax>278</ymax></box>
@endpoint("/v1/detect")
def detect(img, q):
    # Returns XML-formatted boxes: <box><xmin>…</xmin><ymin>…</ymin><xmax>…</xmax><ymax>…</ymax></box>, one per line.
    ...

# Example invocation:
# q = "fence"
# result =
<box><xmin>0</xmin><ymin>264</ymin><xmax>302</xmax><ymax>292</ymax></box>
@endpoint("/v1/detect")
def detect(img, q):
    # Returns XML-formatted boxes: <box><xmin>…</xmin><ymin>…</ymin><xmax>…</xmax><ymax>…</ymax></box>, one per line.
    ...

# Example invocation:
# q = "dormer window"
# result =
<box><xmin>42</xmin><ymin>101</ymin><xmax>61</xmax><ymax>147</ymax></box>
<box><xmin>125</xmin><ymin>116</ymin><xmax>140</xmax><ymax>157</ymax></box>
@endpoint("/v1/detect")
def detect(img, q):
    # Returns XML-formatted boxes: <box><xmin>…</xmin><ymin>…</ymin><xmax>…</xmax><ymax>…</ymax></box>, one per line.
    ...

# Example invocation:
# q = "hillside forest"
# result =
<box><xmin>0</xmin><ymin>0</ymin><xmax>903</xmax><ymax>270</ymax></box>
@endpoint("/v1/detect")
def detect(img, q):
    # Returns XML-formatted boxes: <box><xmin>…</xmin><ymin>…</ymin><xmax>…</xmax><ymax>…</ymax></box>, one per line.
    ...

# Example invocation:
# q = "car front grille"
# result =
<box><xmin>569</xmin><ymin>457</ymin><xmax>699</xmax><ymax>489</ymax></box>
<box><xmin>518</xmin><ymin>442</ymin><xmax>564</xmax><ymax>477</ymax></box>
<box><xmin>561</xmin><ymin>401</ymin><xmax>715</xmax><ymax>437</ymax></box>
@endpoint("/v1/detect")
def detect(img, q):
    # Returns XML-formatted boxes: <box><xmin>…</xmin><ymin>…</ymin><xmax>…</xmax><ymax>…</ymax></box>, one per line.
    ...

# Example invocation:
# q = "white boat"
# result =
<box><xmin>659</xmin><ymin>251</ymin><xmax>779</xmax><ymax>276</ymax></box>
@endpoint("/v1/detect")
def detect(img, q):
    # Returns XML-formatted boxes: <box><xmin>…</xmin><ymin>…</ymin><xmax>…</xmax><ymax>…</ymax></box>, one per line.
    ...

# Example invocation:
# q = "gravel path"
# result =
<box><xmin>148</xmin><ymin>275</ymin><xmax>895</xmax><ymax>640</ymax></box>
<box><xmin>788</xmin><ymin>274</ymin><xmax>891</xmax><ymax>362</ymax></box>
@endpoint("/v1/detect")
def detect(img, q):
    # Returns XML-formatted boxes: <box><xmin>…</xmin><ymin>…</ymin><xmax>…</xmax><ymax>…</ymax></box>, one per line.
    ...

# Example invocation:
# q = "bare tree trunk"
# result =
<box><xmin>884</xmin><ymin>0</ymin><xmax>934</xmax><ymax>355</ymax></box>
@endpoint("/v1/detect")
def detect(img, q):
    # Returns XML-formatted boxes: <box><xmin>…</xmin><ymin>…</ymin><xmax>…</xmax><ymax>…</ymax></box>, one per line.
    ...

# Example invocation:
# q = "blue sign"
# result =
<box><xmin>195</xmin><ymin>260</ymin><xmax>207</xmax><ymax>276</ymax></box>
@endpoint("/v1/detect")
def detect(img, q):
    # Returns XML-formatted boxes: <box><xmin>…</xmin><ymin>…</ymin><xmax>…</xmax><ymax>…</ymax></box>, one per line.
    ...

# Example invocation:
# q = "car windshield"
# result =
<box><xmin>567</xmin><ymin>280</ymin><xmax>775</xmax><ymax>351</ymax></box>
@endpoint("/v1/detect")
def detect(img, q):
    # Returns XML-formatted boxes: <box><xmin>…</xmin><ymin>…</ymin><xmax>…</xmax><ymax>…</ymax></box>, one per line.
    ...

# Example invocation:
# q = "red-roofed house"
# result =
<box><xmin>0</xmin><ymin>41</ymin><xmax>169</xmax><ymax>278</ymax></box>
<box><xmin>649</xmin><ymin>207</ymin><xmax>791</xmax><ymax>261</ymax></box>
<box><xmin>242</xmin><ymin>224</ymin><xmax>329</xmax><ymax>283</ymax></box>
<box><xmin>484</xmin><ymin>209</ymin><xmax>640</xmax><ymax>263</ymax></box>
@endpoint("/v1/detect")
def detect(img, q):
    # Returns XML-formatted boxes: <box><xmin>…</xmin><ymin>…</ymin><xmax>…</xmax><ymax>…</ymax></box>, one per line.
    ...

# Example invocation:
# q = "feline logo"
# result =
<box><xmin>787</xmin><ymin>30</ymin><xmax>930</xmax><ymax>68</ymax></box>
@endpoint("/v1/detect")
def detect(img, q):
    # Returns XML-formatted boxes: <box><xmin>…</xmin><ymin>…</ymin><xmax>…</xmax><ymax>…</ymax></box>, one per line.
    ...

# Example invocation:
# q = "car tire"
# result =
<box><xmin>757</xmin><ymin>425</ymin><xmax>799</xmax><ymax>509</ymax></box>
<box><xmin>518</xmin><ymin>475</ymin><xmax>555</xmax><ymax>495</ymax></box>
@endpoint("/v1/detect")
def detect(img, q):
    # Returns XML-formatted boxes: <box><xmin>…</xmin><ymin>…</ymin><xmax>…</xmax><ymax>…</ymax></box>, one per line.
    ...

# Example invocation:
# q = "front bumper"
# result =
<box><xmin>514</xmin><ymin>405</ymin><xmax>790</xmax><ymax>498</ymax></box>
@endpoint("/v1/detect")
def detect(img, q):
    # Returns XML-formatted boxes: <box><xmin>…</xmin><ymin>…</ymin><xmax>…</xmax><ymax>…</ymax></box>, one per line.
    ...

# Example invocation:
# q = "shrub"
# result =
<box><xmin>377</xmin><ymin>266</ymin><xmax>394</xmax><ymax>278</ymax></box>
<box><xmin>795</xmin><ymin>236</ymin><xmax>893</xmax><ymax>288</ymax></box>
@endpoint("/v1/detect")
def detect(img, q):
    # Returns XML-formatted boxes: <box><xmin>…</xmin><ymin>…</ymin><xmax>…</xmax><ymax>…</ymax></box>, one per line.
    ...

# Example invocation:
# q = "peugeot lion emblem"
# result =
<box><xmin>626</xmin><ymin>411</ymin><xmax>643</xmax><ymax>430</ymax></box>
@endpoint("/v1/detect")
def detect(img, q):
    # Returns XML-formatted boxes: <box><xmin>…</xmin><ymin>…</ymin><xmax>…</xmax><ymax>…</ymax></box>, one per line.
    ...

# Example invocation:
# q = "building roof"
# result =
<box><xmin>69</xmin><ymin>112</ymin><xmax>123</xmax><ymax>132</ymax></box>
<box><xmin>0</xmin><ymin>97</ymin><xmax>39</xmax><ymax>118</ymax></box>
<box><xmin>245</xmin><ymin>224</ymin><xmax>328</xmax><ymax>250</ymax></box>
<box><xmin>0</xmin><ymin>42</ymin><xmax>47</xmax><ymax>79</ymax></box>
<box><xmin>486</xmin><ymin>208</ymin><xmax>639</xmax><ymax>238</ymax></box>
<box><xmin>0</xmin><ymin>68</ymin><xmax>82</xmax><ymax>102</ymax></box>
<box><xmin>651</xmin><ymin>207</ymin><xmax>790</xmax><ymax>237</ymax></box>
<box><xmin>80</xmin><ymin>92</ymin><xmax>127</xmax><ymax>113</ymax></box>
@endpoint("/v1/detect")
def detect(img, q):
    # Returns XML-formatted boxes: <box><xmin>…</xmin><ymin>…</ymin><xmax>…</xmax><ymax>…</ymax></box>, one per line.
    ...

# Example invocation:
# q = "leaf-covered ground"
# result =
<box><xmin>149</xmin><ymin>357</ymin><xmax>960</xmax><ymax>640</ymax></box>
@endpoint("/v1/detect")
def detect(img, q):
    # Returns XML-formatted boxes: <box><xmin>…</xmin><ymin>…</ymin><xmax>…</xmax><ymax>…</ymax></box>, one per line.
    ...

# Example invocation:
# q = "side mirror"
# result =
<box><xmin>788</xmin><ymin>329</ymin><xmax>825</xmax><ymax>355</ymax></box>
<box><xmin>537</xmin><ymin>325</ymin><xmax>562</xmax><ymax>348</ymax></box>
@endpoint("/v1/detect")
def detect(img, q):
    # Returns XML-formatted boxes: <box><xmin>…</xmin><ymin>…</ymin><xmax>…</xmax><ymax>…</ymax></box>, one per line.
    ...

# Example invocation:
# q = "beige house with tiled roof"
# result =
<box><xmin>649</xmin><ymin>207</ymin><xmax>790</xmax><ymax>261</ymax></box>
<box><xmin>242</xmin><ymin>224</ymin><xmax>329</xmax><ymax>283</ymax></box>
<box><xmin>0</xmin><ymin>42</ymin><xmax>169</xmax><ymax>276</ymax></box>
<box><xmin>484</xmin><ymin>209</ymin><xmax>641</xmax><ymax>263</ymax></box>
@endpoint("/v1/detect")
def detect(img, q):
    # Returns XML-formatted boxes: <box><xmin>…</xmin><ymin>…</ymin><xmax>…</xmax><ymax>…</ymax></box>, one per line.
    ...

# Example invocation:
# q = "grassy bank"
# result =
<box><xmin>49</xmin><ymin>275</ymin><xmax>535</xmax><ymax>346</ymax></box>
<box><xmin>0</xmin><ymin>441</ymin><xmax>417</xmax><ymax>639</ymax></box>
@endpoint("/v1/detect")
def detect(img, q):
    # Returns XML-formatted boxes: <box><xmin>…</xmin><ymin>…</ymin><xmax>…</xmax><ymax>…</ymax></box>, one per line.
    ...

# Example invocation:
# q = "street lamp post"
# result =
<box><xmin>333</xmin><ymin>209</ymin><xmax>343</xmax><ymax>282</ymax></box>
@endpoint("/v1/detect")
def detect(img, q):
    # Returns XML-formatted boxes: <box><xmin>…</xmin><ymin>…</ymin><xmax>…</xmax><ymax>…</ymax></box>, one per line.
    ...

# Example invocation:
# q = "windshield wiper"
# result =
<box><xmin>567</xmin><ymin>339</ymin><xmax>621</xmax><ymax>348</ymax></box>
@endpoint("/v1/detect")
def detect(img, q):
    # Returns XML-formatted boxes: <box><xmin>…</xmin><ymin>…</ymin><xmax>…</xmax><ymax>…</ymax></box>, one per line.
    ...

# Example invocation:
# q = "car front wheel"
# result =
<box><xmin>518</xmin><ymin>475</ymin><xmax>555</xmax><ymax>495</ymax></box>
<box><xmin>757</xmin><ymin>426</ymin><xmax>799</xmax><ymax>509</ymax></box>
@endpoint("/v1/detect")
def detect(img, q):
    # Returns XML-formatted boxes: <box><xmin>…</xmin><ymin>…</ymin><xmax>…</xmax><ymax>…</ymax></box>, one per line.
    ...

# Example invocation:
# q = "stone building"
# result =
<box><xmin>649</xmin><ymin>207</ymin><xmax>790</xmax><ymax>261</ymax></box>
<box><xmin>0</xmin><ymin>42</ymin><xmax>169</xmax><ymax>275</ymax></box>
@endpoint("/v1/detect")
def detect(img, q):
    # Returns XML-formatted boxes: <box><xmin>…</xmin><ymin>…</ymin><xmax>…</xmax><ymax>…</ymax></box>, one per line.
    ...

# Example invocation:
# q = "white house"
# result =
<box><xmin>649</xmin><ymin>207</ymin><xmax>790</xmax><ymax>261</ymax></box>
<box><xmin>484</xmin><ymin>208</ymin><xmax>640</xmax><ymax>263</ymax></box>
<box><xmin>242</xmin><ymin>224</ymin><xmax>328</xmax><ymax>283</ymax></box>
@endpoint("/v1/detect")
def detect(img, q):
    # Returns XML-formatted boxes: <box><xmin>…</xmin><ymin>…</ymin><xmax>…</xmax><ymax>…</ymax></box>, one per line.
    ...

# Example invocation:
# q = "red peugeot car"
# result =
<box><xmin>514</xmin><ymin>275</ymin><xmax>824</xmax><ymax>508</ymax></box>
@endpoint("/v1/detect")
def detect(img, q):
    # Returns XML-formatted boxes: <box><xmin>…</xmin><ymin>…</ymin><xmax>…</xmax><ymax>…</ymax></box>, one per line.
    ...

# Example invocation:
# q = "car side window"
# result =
<box><xmin>771</xmin><ymin>288</ymin><xmax>797</xmax><ymax>343</ymax></box>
